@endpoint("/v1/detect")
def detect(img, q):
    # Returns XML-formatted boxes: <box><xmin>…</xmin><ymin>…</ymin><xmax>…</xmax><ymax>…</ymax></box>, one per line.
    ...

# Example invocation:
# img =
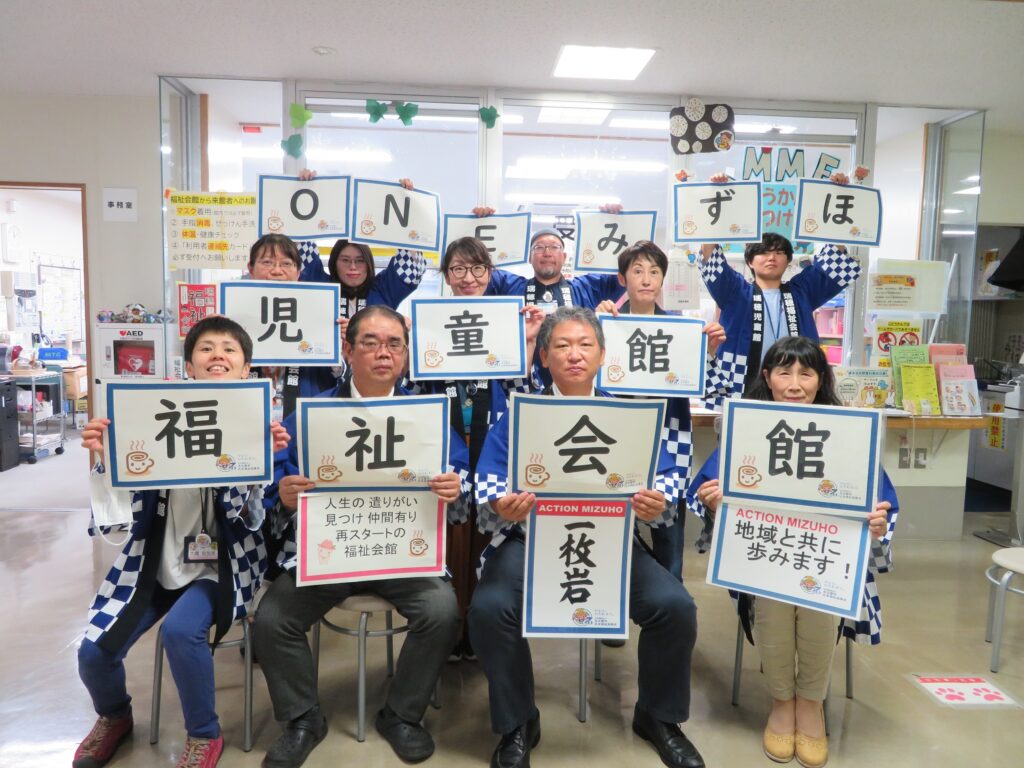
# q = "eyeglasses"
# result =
<box><xmin>337</xmin><ymin>258</ymin><xmax>367</xmax><ymax>269</ymax></box>
<box><xmin>356</xmin><ymin>338</ymin><xmax>407</xmax><ymax>354</ymax></box>
<box><xmin>447</xmin><ymin>264</ymin><xmax>489</xmax><ymax>279</ymax></box>
<box><xmin>530</xmin><ymin>244</ymin><xmax>563</xmax><ymax>254</ymax></box>
<box><xmin>254</xmin><ymin>257</ymin><xmax>298</xmax><ymax>271</ymax></box>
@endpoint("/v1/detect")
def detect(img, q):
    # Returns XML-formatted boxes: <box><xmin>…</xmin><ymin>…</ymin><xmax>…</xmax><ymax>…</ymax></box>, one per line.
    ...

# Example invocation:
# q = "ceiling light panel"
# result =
<box><xmin>553</xmin><ymin>45</ymin><xmax>655</xmax><ymax>80</ymax></box>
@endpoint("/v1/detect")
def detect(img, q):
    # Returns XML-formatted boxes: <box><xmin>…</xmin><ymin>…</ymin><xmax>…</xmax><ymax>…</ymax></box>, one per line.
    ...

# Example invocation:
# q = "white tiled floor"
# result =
<box><xmin>1</xmin><ymin>507</ymin><xmax>1021</xmax><ymax>768</ymax></box>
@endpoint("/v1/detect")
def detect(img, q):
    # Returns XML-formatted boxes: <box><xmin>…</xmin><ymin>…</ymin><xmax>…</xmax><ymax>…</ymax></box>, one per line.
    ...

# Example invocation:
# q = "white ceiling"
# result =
<box><xmin>6</xmin><ymin>0</ymin><xmax>1024</xmax><ymax>130</ymax></box>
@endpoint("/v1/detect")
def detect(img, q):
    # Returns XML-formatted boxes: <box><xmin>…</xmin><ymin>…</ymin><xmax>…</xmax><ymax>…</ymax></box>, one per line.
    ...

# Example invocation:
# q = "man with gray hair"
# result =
<box><xmin>468</xmin><ymin>306</ymin><xmax>704</xmax><ymax>768</ymax></box>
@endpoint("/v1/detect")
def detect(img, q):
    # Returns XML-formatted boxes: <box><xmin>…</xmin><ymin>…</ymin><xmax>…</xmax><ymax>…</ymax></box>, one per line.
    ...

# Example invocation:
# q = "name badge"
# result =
<box><xmin>184</xmin><ymin>532</ymin><xmax>219</xmax><ymax>562</ymax></box>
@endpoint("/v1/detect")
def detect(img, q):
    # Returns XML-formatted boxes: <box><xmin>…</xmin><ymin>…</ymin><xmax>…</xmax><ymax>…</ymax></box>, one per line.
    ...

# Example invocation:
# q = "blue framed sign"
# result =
<box><xmin>523</xmin><ymin>497</ymin><xmax>634</xmax><ymax>638</ymax></box>
<box><xmin>442</xmin><ymin>212</ymin><xmax>532</xmax><ymax>267</ymax></box>
<box><xmin>596</xmin><ymin>314</ymin><xmax>707</xmax><ymax>398</ymax></box>
<box><xmin>258</xmin><ymin>175</ymin><xmax>351</xmax><ymax>239</ymax></box>
<box><xmin>720</xmin><ymin>400</ymin><xmax>883</xmax><ymax>518</ymax></box>
<box><xmin>350</xmin><ymin>179</ymin><xmax>441</xmax><ymax>252</ymax></box>
<box><xmin>573</xmin><ymin>210</ymin><xmax>657</xmax><ymax>273</ymax></box>
<box><xmin>219</xmin><ymin>280</ymin><xmax>341</xmax><ymax>366</ymax></box>
<box><xmin>508</xmin><ymin>394</ymin><xmax>665</xmax><ymax>498</ymax></box>
<box><xmin>707</xmin><ymin>502</ymin><xmax>871</xmax><ymax>620</ymax></box>
<box><xmin>795</xmin><ymin>178</ymin><xmax>883</xmax><ymax>247</ymax></box>
<box><xmin>105</xmin><ymin>379</ymin><xmax>272</xmax><ymax>489</ymax></box>
<box><xmin>410</xmin><ymin>297</ymin><xmax>527</xmax><ymax>380</ymax></box>
<box><xmin>296</xmin><ymin>395</ymin><xmax>449</xmax><ymax>492</ymax></box>
<box><xmin>673</xmin><ymin>181</ymin><xmax>762</xmax><ymax>244</ymax></box>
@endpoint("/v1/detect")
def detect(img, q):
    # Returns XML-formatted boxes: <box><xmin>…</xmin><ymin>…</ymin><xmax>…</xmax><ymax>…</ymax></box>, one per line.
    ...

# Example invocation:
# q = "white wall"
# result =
<box><xmin>979</xmin><ymin>129</ymin><xmax>1024</xmax><ymax>225</ymax></box>
<box><xmin>872</xmin><ymin>126</ymin><xmax>925</xmax><ymax>261</ymax></box>
<box><xmin>0</xmin><ymin>93</ymin><xmax>165</xmax><ymax>320</ymax></box>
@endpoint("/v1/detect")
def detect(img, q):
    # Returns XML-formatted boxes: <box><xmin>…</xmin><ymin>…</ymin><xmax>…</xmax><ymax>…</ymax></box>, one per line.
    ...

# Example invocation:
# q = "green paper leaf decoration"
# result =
<box><xmin>365</xmin><ymin>99</ymin><xmax>388</xmax><ymax>123</ymax></box>
<box><xmin>394</xmin><ymin>101</ymin><xmax>419</xmax><ymax>126</ymax></box>
<box><xmin>479</xmin><ymin>106</ymin><xmax>500</xmax><ymax>129</ymax></box>
<box><xmin>289</xmin><ymin>102</ymin><xmax>314</xmax><ymax>129</ymax></box>
<box><xmin>281</xmin><ymin>134</ymin><xmax>304</xmax><ymax>159</ymax></box>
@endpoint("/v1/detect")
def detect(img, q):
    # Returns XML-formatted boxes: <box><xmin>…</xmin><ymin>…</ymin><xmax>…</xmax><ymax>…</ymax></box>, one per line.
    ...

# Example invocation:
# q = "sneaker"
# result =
<box><xmin>462</xmin><ymin>637</ymin><xmax>477</xmax><ymax>662</ymax></box>
<box><xmin>73</xmin><ymin>711</ymin><xmax>134</xmax><ymax>768</ymax></box>
<box><xmin>447</xmin><ymin>642</ymin><xmax>464</xmax><ymax>663</ymax></box>
<box><xmin>176</xmin><ymin>734</ymin><xmax>224</xmax><ymax>768</ymax></box>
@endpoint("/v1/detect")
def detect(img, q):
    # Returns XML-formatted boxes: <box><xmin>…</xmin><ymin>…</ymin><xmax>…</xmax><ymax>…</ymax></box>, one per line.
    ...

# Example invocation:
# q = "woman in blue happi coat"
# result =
<box><xmin>686</xmin><ymin>336</ymin><xmax>898</xmax><ymax>768</ymax></box>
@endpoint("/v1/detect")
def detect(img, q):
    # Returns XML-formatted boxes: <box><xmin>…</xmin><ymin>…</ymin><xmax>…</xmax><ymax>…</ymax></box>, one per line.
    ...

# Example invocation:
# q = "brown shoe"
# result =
<box><xmin>73</xmin><ymin>712</ymin><xmax>134</xmax><ymax>768</ymax></box>
<box><xmin>763</xmin><ymin>726</ymin><xmax>795</xmax><ymax>763</ymax></box>
<box><xmin>794</xmin><ymin>732</ymin><xmax>828</xmax><ymax>768</ymax></box>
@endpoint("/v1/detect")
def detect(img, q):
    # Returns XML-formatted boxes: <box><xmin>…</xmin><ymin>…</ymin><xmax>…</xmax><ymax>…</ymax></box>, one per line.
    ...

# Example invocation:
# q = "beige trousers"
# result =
<box><xmin>753</xmin><ymin>597</ymin><xmax>838</xmax><ymax>701</ymax></box>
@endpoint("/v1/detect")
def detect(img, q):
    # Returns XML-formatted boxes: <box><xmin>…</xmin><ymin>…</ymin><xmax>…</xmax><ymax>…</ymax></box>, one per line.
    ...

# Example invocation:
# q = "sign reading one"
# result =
<box><xmin>719</xmin><ymin>400</ymin><xmax>883</xmax><ymax>517</ymax></box>
<box><xmin>509</xmin><ymin>394</ymin><xmax>665</xmax><ymax>497</ymax></box>
<box><xmin>258</xmin><ymin>175</ymin><xmax>351</xmax><ymax>239</ymax></box>
<box><xmin>523</xmin><ymin>497</ymin><xmax>634</xmax><ymax>638</ymax></box>
<box><xmin>105</xmin><ymin>380</ymin><xmax>272</xmax><ymax>488</ymax></box>
<box><xmin>596</xmin><ymin>314</ymin><xmax>707</xmax><ymax>397</ymax></box>
<box><xmin>296</xmin><ymin>395</ymin><xmax>449</xmax><ymax>492</ymax></box>
<box><xmin>351</xmin><ymin>179</ymin><xmax>441</xmax><ymax>252</ymax></box>
<box><xmin>573</xmin><ymin>210</ymin><xmax>658</xmax><ymax>273</ymax></box>
<box><xmin>410</xmin><ymin>297</ymin><xmax>527</xmax><ymax>380</ymax></box>
<box><xmin>219</xmin><ymin>281</ymin><xmax>341</xmax><ymax>366</ymax></box>
<box><xmin>673</xmin><ymin>181</ymin><xmax>762</xmax><ymax>244</ymax></box>
<box><xmin>442</xmin><ymin>213</ymin><xmax>532</xmax><ymax>267</ymax></box>
<box><xmin>795</xmin><ymin>179</ymin><xmax>883</xmax><ymax>247</ymax></box>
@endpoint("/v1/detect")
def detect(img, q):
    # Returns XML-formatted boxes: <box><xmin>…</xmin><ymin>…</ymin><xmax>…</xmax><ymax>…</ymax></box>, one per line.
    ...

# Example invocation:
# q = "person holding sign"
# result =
<box><xmin>687</xmin><ymin>336</ymin><xmax>899</xmax><ymax>767</ymax></box>
<box><xmin>699</xmin><ymin>173</ymin><xmax>862</xmax><ymax>403</ymax></box>
<box><xmin>297</xmin><ymin>171</ymin><xmax>427</xmax><ymax>341</ymax></box>
<box><xmin>594</xmin><ymin>239</ymin><xmax>726</xmax><ymax>582</ymax></box>
<box><xmin>73</xmin><ymin>316</ymin><xmax>290</xmax><ymax>768</ymax></box>
<box><xmin>470</xmin><ymin>306</ymin><xmax>704</xmax><ymax>768</ymax></box>
<box><xmin>408</xmin><ymin>235</ymin><xmax>545</xmax><ymax>661</ymax></box>
<box><xmin>255</xmin><ymin>305</ymin><xmax>469</xmax><ymax>768</ymax></box>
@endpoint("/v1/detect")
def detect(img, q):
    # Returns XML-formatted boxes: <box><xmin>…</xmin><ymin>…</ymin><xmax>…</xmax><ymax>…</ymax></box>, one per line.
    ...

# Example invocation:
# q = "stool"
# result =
<box><xmin>150</xmin><ymin>618</ymin><xmax>254</xmax><ymax>751</ymax></box>
<box><xmin>576</xmin><ymin>639</ymin><xmax>604</xmax><ymax>722</ymax></box>
<box><xmin>310</xmin><ymin>594</ymin><xmax>440</xmax><ymax>742</ymax></box>
<box><xmin>985</xmin><ymin>547</ymin><xmax>1024</xmax><ymax>672</ymax></box>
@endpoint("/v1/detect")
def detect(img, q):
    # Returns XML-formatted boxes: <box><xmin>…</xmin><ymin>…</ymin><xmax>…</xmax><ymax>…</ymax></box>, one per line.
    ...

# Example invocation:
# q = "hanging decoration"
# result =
<box><xmin>479</xmin><ymin>106</ymin><xmax>500</xmax><ymax>129</ymax></box>
<box><xmin>394</xmin><ymin>101</ymin><xmax>419</xmax><ymax>126</ymax></box>
<box><xmin>365</xmin><ymin>99</ymin><xmax>389</xmax><ymax>123</ymax></box>
<box><xmin>289</xmin><ymin>103</ymin><xmax>314</xmax><ymax>129</ymax></box>
<box><xmin>281</xmin><ymin>134</ymin><xmax>304</xmax><ymax>159</ymax></box>
<box><xmin>669</xmin><ymin>99</ymin><xmax>735</xmax><ymax>155</ymax></box>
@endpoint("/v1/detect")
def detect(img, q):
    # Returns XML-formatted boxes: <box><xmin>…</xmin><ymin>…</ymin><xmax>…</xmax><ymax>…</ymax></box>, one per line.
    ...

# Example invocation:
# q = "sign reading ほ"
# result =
<box><xmin>796</xmin><ymin>179</ymin><xmax>883</xmax><ymax>247</ymax></box>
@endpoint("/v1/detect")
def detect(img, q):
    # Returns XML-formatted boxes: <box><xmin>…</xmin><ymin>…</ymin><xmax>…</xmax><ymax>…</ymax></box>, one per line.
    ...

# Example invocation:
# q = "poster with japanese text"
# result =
<box><xmin>523</xmin><ymin>498</ymin><xmax>634</xmax><ymax>638</ymax></box>
<box><xmin>105</xmin><ymin>380</ymin><xmax>272</xmax><ymax>489</ymax></box>
<box><xmin>165</xmin><ymin>191</ymin><xmax>258</xmax><ymax>270</ymax></box>
<box><xmin>661</xmin><ymin>250</ymin><xmax>702</xmax><ymax>311</ymax></box>
<box><xmin>871</xmin><ymin>318</ymin><xmax>923</xmax><ymax>366</ymax></box>
<box><xmin>219</xmin><ymin>281</ymin><xmax>341</xmax><ymax>365</ymax></box>
<box><xmin>796</xmin><ymin>179</ymin><xmax>883</xmax><ymax>247</ymax></box>
<box><xmin>509</xmin><ymin>394</ymin><xmax>665</xmax><ymax>497</ymax></box>
<box><xmin>177</xmin><ymin>283</ymin><xmax>217</xmax><ymax>340</ymax></box>
<box><xmin>866</xmin><ymin>259</ymin><xmax>950</xmax><ymax>315</ymax></box>
<box><xmin>295</xmin><ymin>489</ymin><xmax>445</xmax><ymax>585</ymax></box>
<box><xmin>596</xmin><ymin>314</ymin><xmax>707</xmax><ymax>397</ymax></box>
<box><xmin>720</xmin><ymin>400</ymin><xmax>883</xmax><ymax>517</ymax></box>
<box><xmin>673</xmin><ymin>181</ymin><xmax>762</xmax><ymax>243</ymax></box>
<box><xmin>410</xmin><ymin>297</ymin><xmax>527</xmax><ymax>380</ymax></box>
<box><xmin>706</xmin><ymin>502</ymin><xmax>870</xmax><ymax>619</ymax></box>
<box><xmin>574</xmin><ymin>210</ymin><xmax>657</xmax><ymax>273</ymax></box>
<box><xmin>351</xmin><ymin>179</ymin><xmax>441</xmax><ymax>252</ymax></box>
<box><xmin>296</xmin><ymin>395</ymin><xmax>449</xmax><ymax>492</ymax></box>
<box><xmin>442</xmin><ymin>213</ymin><xmax>531</xmax><ymax>267</ymax></box>
<box><xmin>258</xmin><ymin>175</ymin><xmax>351</xmax><ymax>239</ymax></box>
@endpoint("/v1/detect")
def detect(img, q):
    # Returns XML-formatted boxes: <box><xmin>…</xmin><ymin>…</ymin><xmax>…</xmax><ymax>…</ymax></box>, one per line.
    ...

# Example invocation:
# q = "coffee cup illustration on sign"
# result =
<box><xmin>317</xmin><ymin>455</ymin><xmax>342</xmax><ymax>482</ymax></box>
<box><xmin>524</xmin><ymin>453</ymin><xmax>550</xmax><ymax>488</ymax></box>
<box><xmin>125</xmin><ymin>441</ymin><xmax>155</xmax><ymax>476</ymax></box>
<box><xmin>409</xmin><ymin>530</ymin><xmax>429</xmax><ymax>556</ymax></box>
<box><xmin>736</xmin><ymin>458</ymin><xmax>761</xmax><ymax>489</ymax></box>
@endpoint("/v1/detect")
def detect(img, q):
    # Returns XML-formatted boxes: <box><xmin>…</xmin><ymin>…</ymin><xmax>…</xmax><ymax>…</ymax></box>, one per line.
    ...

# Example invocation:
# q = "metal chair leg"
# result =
<box><xmin>577</xmin><ymin>639</ymin><xmax>589</xmax><ymax>723</ymax></box>
<box><xmin>986</xmin><ymin>567</ymin><xmax>998</xmax><ymax>643</ymax></box>
<box><xmin>150</xmin><ymin>630</ymin><xmax>164</xmax><ymax>744</ymax></box>
<box><xmin>991</xmin><ymin>570</ymin><xmax>1015</xmax><ymax>673</ymax></box>
<box><xmin>845</xmin><ymin>636</ymin><xmax>854</xmax><ymax>700</ymax></box>
<box><xmin>823</xmin><ymin>679</ymin><xmax>831</xmax><ymax>737</ymax></box>
<box><xmin>430</xmin><ymin>676</ymin><xmax>441</xmax><ymax>709</ymax></box>
<box><xmin>243</xmin><ymin>620</ymin><xmax>254</xmax><ymax>752</ymax></box>
<box><xmin>357</xmin><ymin>612</ymin><xmax>370</xmax><ymax>742</ymax></box>
<box><xmin>594</xmin><ymin>639</ymin><xmax>603</xmax><ymax>682</ymax></box>
<box><xmin>385</xmin><ymin>610</ymin><xmax>395</xmax><ymax>677</ymax></box>
<box><xmin>311</xmin><ymin>621</ymin><xmax>321</xmax><ymax>682</ymax></box>
<box><xmin>731</xmin><ymin>618</ymin><xmax>744</xmax><ymax>706</ymax></box>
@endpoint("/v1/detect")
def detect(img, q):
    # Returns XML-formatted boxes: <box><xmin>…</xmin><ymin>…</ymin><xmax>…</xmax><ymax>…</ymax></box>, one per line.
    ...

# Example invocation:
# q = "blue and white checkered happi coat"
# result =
<box><xmin>84</xmin><ymin>485</ymin><xmax>267</xmax><ymax>645</ymax></box>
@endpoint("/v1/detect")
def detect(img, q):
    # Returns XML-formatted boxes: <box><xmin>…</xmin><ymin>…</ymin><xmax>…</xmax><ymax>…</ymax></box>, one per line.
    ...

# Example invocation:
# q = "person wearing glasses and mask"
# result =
<box><xmin>406</xmin><ymin>236</ymin><xmax>545</xmax><ymax>661</ymax></box>
<box><xmin>255</xmin><ymin>305</ymin><xmax>471</xmax><ymax>768</ymax></box>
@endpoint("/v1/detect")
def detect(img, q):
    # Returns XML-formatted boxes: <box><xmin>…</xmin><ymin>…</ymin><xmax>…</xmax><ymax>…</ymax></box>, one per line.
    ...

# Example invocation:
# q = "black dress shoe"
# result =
<box><xmin>375</xmin><ymin>706</ymin><xmax>435</xmax><ymax>763</ymax></box>
<box><xmin>601</xmin><ymin>638</ymin><xmax>627</xmax><ymax>648</ymax></box>
<box><xmin>490</xmin><ymin>715</ymin><xmax>540</xmax><ymax>768</ymax></box>
<box><xmin>263</xmin><ymin>705</ymin><xmax>328</xmax><ymax>768</ymax></box>
<box><xmin>631</xmin><ymin>705</ymin><xmax>704</xmax><ymax>768</ymax></box>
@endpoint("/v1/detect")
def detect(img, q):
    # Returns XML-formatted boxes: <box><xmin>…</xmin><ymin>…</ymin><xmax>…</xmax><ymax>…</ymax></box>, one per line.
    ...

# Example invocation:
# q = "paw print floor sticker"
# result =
<box><xmin>913</xmin><ymin>676</ymin><xmax>1019</xmax><ymax>708</ymax></box>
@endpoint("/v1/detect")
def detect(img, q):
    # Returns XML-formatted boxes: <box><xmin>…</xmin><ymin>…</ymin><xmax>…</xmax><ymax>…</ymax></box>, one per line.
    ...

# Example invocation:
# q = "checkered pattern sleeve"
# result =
<box><xmin>392</xmin><ymin>249</ymin><xmax>426</xmax><ymax>285</ymax></box>
<box><xmin>814</xmin><ymin>243</ymin><xmax>861</xmax><ymax>289</ymax></box>
<box><xmin>840</xmin><ymin>571</ymin><xmax>884</xmax><ymax>645</ymax></box>
<box><xmin>221</xmin><ymin>484</ymin><xmax>266</xmax><ymax>531</ymax></box>
<box><xmin>447</xmin><ymin>465</ymin><xmax>473</xmax><ymax>525</ymax></box>
<box><xmin>296</xmin><ymin>240</ymin><xmax>329</xmax><ymax>282</ymax></box>
<box><xmin>366</xmin><ymin>249</ymin><xmax>426</xmax><ymax>309</ymax></box>
<box><xmin>474</xmin><ymin>473</ymin><xmax>509</xmax><ymax>534</ymax></box>
<box><xmin>644</xmin><ymin>470</ymin><xmax>681</xmax><ymax>529</ymax></box>
<box><xmin>703</xmin><ymin>351</ymin><xmax>733</xmax><ymax>402</ymax></box>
